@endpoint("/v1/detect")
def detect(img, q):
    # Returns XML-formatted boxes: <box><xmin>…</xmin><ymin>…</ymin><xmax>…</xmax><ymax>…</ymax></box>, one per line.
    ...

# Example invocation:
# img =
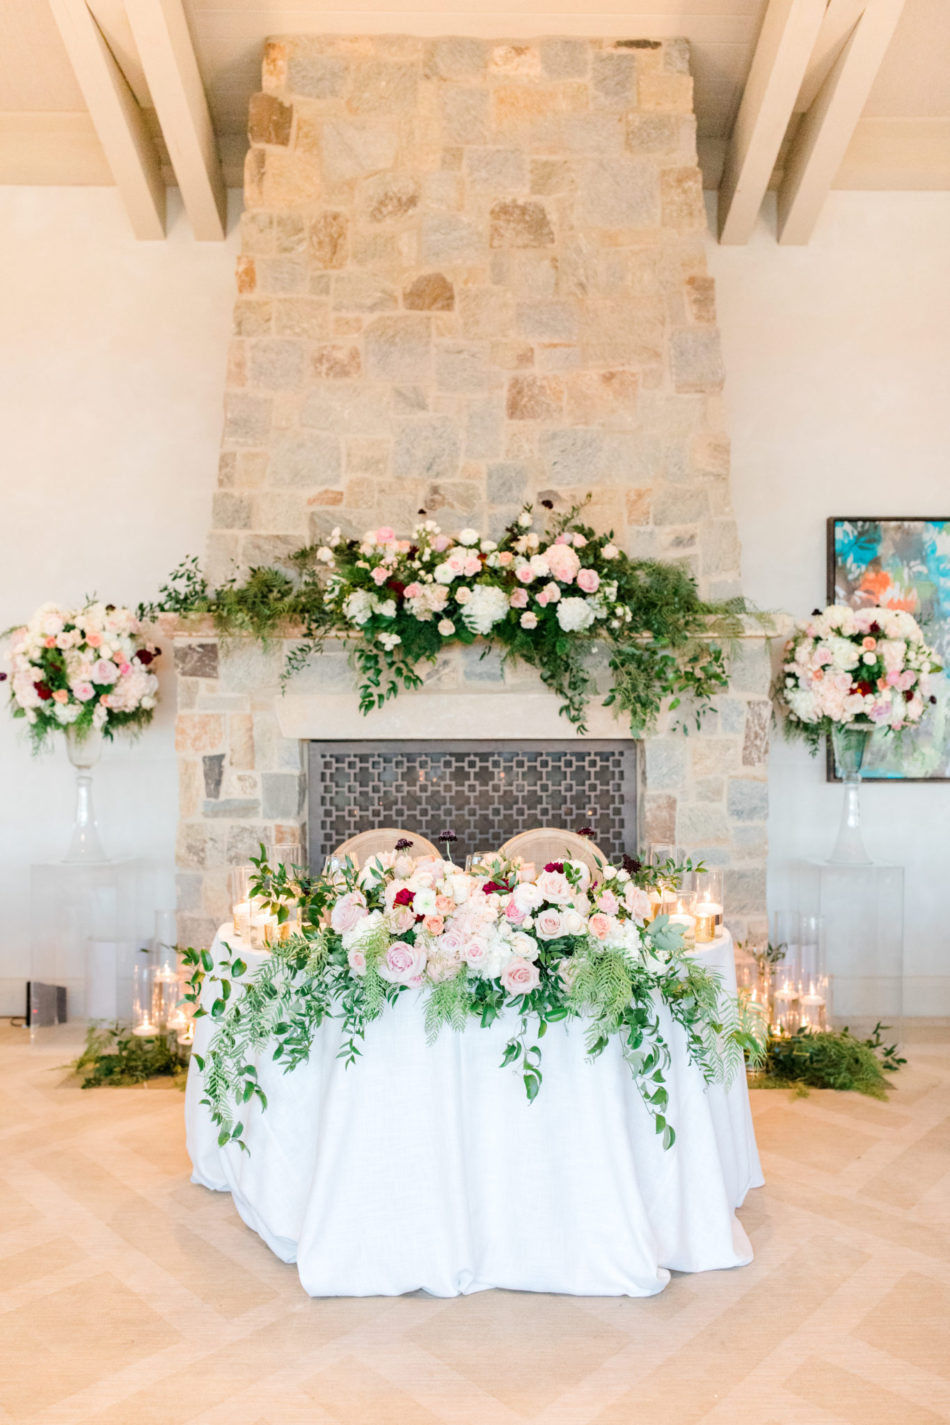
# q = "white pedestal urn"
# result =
<box><xmin>64</xmin><ymin>726</ymin><xmax>108</xmax><ymax>864</ymax></box>
<box><xmin>829</xmin><ymin>723</ymin><xmax>874</xmax><ymax>866</ymax></box>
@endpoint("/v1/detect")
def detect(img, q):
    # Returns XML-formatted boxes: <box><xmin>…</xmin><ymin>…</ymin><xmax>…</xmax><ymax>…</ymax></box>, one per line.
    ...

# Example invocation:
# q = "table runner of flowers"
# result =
<box><xmin>186</xmin><ymin>849</ymin><xmax>766</xmax><ymax>1154</ymax></box>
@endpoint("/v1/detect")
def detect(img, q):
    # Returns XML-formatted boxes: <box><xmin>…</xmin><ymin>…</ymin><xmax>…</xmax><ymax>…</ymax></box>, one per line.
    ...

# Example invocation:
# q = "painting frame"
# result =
<box><xmin>826</xmin><ymin>516</ymin><xmax>950</xmax><ymax>783</ymax></box>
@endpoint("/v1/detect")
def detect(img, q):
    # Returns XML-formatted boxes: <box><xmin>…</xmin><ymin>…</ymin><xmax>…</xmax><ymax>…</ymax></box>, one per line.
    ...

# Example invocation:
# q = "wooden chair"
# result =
<box><xmin>499</xmin><ymin>827</ymin><xmax>608</xmax><ymax>880</ymax></box>
<box><xmin>328</xmin><ymin>828</ymin><xmax>442</xmax><ymax>868</ymax></box>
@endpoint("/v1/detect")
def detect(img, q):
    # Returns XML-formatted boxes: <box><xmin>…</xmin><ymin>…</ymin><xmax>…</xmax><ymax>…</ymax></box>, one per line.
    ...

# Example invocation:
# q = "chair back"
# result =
<box><xmin>328</xmin><ymin>828</ymin><xmax>441</xmax><ymax>869</ymax></box>
<box><xmin>499</xmin><ymin>828</ymin><xmax>608</xmax><ymax>880</ymax></box>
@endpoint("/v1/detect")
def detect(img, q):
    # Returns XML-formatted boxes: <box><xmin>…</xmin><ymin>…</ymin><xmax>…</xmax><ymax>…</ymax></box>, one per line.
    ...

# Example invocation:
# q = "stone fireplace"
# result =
<box><xmin>171</xmin><ymin>33</ymin><xmax>772</xmax><ymax>950</ymax></box>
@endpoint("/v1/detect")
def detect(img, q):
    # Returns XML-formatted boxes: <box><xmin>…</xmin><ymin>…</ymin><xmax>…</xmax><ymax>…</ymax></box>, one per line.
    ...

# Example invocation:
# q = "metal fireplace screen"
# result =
<box><xmin>308</xmin><ymin>740</ymin><xmax>638</xmax><ymax>869</ymax></box>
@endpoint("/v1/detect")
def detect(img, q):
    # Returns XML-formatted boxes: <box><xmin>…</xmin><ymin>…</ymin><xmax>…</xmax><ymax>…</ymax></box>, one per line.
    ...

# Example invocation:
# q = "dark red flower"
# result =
<box><xmin>869</xmin><ymin>621</ymin><xmax>881</xmax><ymax>635</ymax></box>
<box><xmin>393</xmin><ymin>888</ymin><xmax>414</xmax><ymax>907</ymax></box>
<box><xmin>388</xmin><ymin>578</ymin><xmax>406</xmax><ymax>598</ymax></box>
<box><xmin>438</xmin><ymin>829</ymin><xmax>457</xmax><ymax>844</ymax></box>
<box><xmin>394</xmin><ymin>838</ymin><xmax>413</xmax><ymax>851</ymax></box>
<box><xmin>134</xmin><ymin>649</ymin><xmax>155</xmax><ymax>665</ymax></box>
<box><xmin>34</xmin><ymin>682</ymin><xmax>52</xmax><ymax>700</ymax></box>
<box><xmin>904</xmin><ymin>689</ymin><xmax>915</xmax><ymax>702</ymax></box>
<box><xmin>543</xmin><ymin>861</ymin><xmax>565</xmax><ymax>874</ymax></box>
<box><xmin>856</xmin><ymin>680</ymin><xmax>873</xmax><ymax>697</ymax></box>
<box><xmin>0</xmin><ymin>671</ymin><xmax>7</xmax><ymax>683</ymax></box>
<box><xmin>482</xmin><ymin>880</ymin><xmax>505</xmax><ymax>894</ymax></box>
<box><xmin>622</xmin><ymin>854</ymin><xmax>642</xmax><ymax>876</ymax></box>
<box><xmin>577</xmin><ymin>826</ymin><xmax>595</xmax><ymax>839</ymax></box>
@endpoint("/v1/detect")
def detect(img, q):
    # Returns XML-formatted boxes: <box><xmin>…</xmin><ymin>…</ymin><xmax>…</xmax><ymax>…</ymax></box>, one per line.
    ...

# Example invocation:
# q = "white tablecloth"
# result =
<box><xmin>185</xmin><ymin>926</ymin><xmax>763</xmax><ymax>1298</ymax></box>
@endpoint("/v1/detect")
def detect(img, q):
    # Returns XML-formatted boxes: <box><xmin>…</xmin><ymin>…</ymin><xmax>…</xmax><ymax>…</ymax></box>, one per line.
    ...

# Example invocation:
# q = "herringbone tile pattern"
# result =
<box><xmin>1</xmin><ymin>1023</ymin><xmax>948</xmax><ymax>1425</ymax></box>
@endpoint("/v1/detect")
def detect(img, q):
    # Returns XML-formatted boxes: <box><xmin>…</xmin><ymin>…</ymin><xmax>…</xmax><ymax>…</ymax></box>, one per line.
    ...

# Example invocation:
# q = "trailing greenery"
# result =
<box><xmin>182</xmin><ymin>848</ymin><xmax>767</xmax><ymax>1154</ymax></box>
<box><xmin>751</xmin><ymin>1022</ymin><xmax>906</xmax><ymax>1098</ymax></box>
<box><xmin>69</xmin><ymin>1022</ymin><xmax>190</xmax><ymax>1088</ymax></box>
<box><xmin>138</xmin><ymin>502</ymin><xmax>756</xmax><ymax>736</ymax></box>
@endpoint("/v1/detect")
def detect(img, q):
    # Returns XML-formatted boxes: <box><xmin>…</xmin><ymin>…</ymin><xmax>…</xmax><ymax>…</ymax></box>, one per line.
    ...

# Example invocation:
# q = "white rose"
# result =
<box><xmin>520</xmin><ymin>612</ymin><xmax>538</xmax><ymax>630</ymax></box>
<box><xmin>513</xmin><ymin>881</ymin><xmax>543</xmax><ymax>912</ymax></box>
<box><xmin>438</xmin><ymin>619</ymin><xmax>455</xmax><ymax>636</ymax></box>
<box><xmin>458</xmin><ymin>528</ymin><xmax>479</xmax><ymax>546</ymax></box>
<box><xmin>535</xmin><ymin>907</ymin><xmax>563</xmax><ymax>940</ymax></box>
<box><xmin>561</xmin><ymin>908</ymin><xmax>586</xmax><ymax>936</ymax></box>
<box><xmin>508</xmin><ymin>931</ymin><xmax>539</xmax><ymax>961</ymax></box>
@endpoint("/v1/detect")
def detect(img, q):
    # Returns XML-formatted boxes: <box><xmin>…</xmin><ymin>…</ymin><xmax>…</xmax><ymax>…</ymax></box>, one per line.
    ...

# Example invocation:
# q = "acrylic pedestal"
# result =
<box><xmin>798</xmin><ymin>860</ymin><xmax>904</xmax><ymax>1038</ymax></box>
<box><xmin>29</xmin><ymin>859</ymin><xmax>142</xmax><ymax>1039</ymax></box>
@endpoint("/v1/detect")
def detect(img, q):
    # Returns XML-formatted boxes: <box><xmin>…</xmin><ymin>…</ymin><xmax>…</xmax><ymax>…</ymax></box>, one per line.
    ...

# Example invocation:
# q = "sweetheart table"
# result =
<box><xmin>185</xmin><ymin>926</ymin><xmax>763</xmax><ymax>1298</ymax></box>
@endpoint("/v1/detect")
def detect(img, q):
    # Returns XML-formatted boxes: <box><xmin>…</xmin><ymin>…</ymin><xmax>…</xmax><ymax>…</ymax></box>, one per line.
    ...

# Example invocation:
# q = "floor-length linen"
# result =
<box><xmin>185</xmin><ymin>926</ymin><xmax>763</xmax><ymax>1297</ymax></box>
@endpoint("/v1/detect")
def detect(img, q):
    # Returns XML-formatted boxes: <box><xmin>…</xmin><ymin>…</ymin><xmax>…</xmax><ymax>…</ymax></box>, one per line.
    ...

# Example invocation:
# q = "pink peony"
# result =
<box><xmin>432</xmin><ymin>534</ymin><xmax>451</xmax><ymax>552</ymax></box>
<box><xmin>371</xmin><ymin>566</ymin><xmax>390</xmax><ymax>586</ymax></box>
<box><xmin>505</xmin><ymin>898</ymin><xmax>527</xmax><ymax>925</ymax></box>
<box><xmin>577</xmin><ymin>568</ymin><xmax>600</xmax><ymax>594</ymax></box>
<box><xmin>347</xmin><ymin>948</ymin><xmax>367</xmax><ymax>976</ymax></box>
<box><xmin>331</xmin><ymin>891</ymin><xmax>367</xmax><ymax>934</ymax></box>
<box><xmin>516</xmin><ymin>564</ymin><xmax>535</xmax><ymax>584</ymax></box>
<box><xmin>588</xmin><ymin>913</ymin><xmax>611</xmax><ymax>941</ymax></box>
<box><xmin>624</xmin><ymin>885</ymin><xmax>652</xmax><ymax>921</ymax></box>
<box><xmin>404</xmin><ymin>583</ymin><xmax>423</xmax><ymax>599</ymax></box>
<box><xmin>545</xmin><ymin>543</ymin><xmax>581</xmax><ymax>582</ymax></box>
<box><xmin>501</xmin><ymin>958</ymin><xmax>540</xmax><ymax>995</ymax></box>
<box><xmin>378</xmin><ymin>940</ymin><xmax>427</xmax><ymax>986</ymax></box>
<box><xmin>597</xmin><ymin>889</ymin><xmax>619</xmax><ymax>915</ymax></box>
<box><xmin>92</xmin><ymin>659</ymin><xmax>118</xmax><ymax>684</ymax></box>
<box><xmin>376</xmin><ymin>527</ymin><xmax>395</xmax><ymax>542</ymax></box>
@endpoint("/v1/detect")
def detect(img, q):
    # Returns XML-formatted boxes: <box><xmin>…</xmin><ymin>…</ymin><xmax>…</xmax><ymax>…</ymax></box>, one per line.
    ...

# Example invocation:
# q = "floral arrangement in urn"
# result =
<box><xmin>775</xmin><ymin>603</ymin><xmax>940</xmax><ymax>754</ymax></box>
<box><xmin>187</xmin><ymin>848</ymin><xmax>765</xmax><ymax>1153</ymax></box>
<box><xmin>5</xmin><ymin>601</ymin><xmax>161</xmax><ymax>748</ymax></box>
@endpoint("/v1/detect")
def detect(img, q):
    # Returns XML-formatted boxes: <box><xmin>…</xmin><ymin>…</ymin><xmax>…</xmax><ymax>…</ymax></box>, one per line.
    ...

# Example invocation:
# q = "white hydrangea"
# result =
<box><xmin>460</xmin><ymin>584</ymin><xmax>509</xmax><ymax>636</ymax></box>
<box><xmin>556</xmin><ymin>597</ymin><xmax>596</xmax><ymax>633</ymax></box>
<box><xmin>342</xmin><ymin>590</ymin><xmax>377</xmax><ymax>626</ymax></box>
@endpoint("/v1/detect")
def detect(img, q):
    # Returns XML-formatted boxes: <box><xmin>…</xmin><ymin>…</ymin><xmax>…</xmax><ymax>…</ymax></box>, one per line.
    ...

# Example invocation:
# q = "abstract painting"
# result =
<box><xmin>828</xmin><ymin>517</ymin><xmax>950</xmax><ymax>780</ymax></box>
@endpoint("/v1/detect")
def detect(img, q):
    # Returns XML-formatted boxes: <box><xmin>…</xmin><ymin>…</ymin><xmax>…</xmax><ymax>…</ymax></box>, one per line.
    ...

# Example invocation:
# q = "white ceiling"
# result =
<box><xmin>1</xmin><ymin>0</ymin><xmax>948</xmax><ymax>191</ymax></box>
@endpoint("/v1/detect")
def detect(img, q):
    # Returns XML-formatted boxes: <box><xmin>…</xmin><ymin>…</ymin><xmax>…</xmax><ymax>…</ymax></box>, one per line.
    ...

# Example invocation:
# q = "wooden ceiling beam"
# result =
<box><xmin>124</xmin><ymin>0</ymin><xmax>226</xmax><ymax>241</ymax></box>
<box><xmin>47</xmin><ymin>0</ymin><xmax>165</xmax><ymax>239</ymax></box>
<box><xmin>718</xmin><ymin>0</ymin><xmax>829</xmax><ymax>245</ymax></box>
<box><xmin>778</xmin><ymin>0</ymin><xmax>906</xmax><ymax>243</ymax></box>
<box><xmin>795</xmin><ymin>0</ymin><xmax>867</xmax><ymax>112</ymax></box>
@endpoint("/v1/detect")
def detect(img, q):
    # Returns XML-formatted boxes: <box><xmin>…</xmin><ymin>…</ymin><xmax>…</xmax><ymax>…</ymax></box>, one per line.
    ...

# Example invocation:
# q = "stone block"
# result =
<box><xmin>539</xmin><ymin>38</ymin><xmax>589</xmax><ymax>78</ymax></box>
<box><xmin>253</xmin><ymin>490</ymin><xmax>308</xmax><ymax>534</ymax></box>
<box><xmin>591</xmin><ymin>52</ymin><xmax>637</xmax><ymax>105</ymax></box>
<box><xmin>724</xmin><ymin>867</ymin><xmax>767</xmax><ymax>917</ymax></box>
<box><xmin>261</xmin><ymin>772</ymin><xmax>306</xmax><ymax>819</ymax></box>
<box><xmin>660</xmin><ymin>167</ymin><xmax>705</xmax><ymax>232</ymax></box>
<box><xmin>685</xmin><ymin>274</ymin><xmax>716</xmax><ymax>324</ymax></box>
<box><xmin>347</xmin><ymin>60</ymin><xmax>419</xmax><ymax>115</ymax></box>
<box><xmin>530</xmin><ymin>158</ymin><xmax>575</xmax><ymax>196</ymax></box>
<box><xmin>273</xmin><ymin>298</ymin><xmax>330</xmax><ymax>340</ymax></box>
<box><xmin>506</xmin><ymin>375</ymin><xmax>564</xmax><ymax>420</ymax></box>
<box><xmin>690</xmin><ymin>737</ymin><xmax>740</xmax><ymax>778</ymax></box>
<box><xmin>255</xmin><ymin>256</ymin><xmax>307</xmax><ymax>294</ymax></box>
<box><xmin>578</xmin><ymin>156</ymin><xmax>659</xmax><ymax>229</ymax></box>
<box><xmin>458</xmin><ymin>289</ymin><xmax>514</xmax><ymax>340</ymax></box>
<box><xmin>177</xmin><ymin>915</ymin><xmax>220</xmax><ymax>953</ymax></box>
<box><xmin>364</xmin><ymin>314</ymin><xmax>432</xmax><ymax>381</ymax></box>
<box><xmin>486</xmin><ymin>462</ymin><xmax>529</xmax><ymax>504</ymax></box>
<box><xmin>516</xmin><ymin>300</ymin><xmax>577</xmax><ymax>341</ymax></box>
<box><xmin>203</xmin><ymin>797</ymin><xmax>260</xmax><ymax>820</ymax></box>
<box><xmin>742</xmin><ymin>699</ymin><xmax>772</xmax><ymax>767</ymax></box>
<box><xmin>677</xmin><ymin>804</ymin><xmax>730</xmax><ymax>846</ymax></box>
<box><xmin>626</xmin><ymin>113</ymin><xmax>696</xmax><ymax>161</ymax></box>
<box><xmin>651</xmin><ymin>485</ymin><xmax>709</xmax><ymax>527</ymax></box>
<box><xmin>235</xmin><ymin>256</ymin><xmax>256</xmax><ymax>295</ymax></box>
<box><xmin>701</xmin><ymin>519</ymin><xmax>741</xmax><ymax>578</ymax></box>
<box><xmin>271</xmin><ymin>430</ymin><xmax>342</xmax><ymax>486</ymax></box>
<box><xmin>364</xmin><ymin>173</ymin><xmax>421</xmax><ymax>224</ymax></box>
<box><xmin>695</xmin><ymin>776</ymin><xmax>724</xmax><ymax>803</ymax></box>
<box><xmin>538</xmin><ymin>428</ymin><xmax>605</xmax><ymax>485</ymax></box>
<box><xmin>440</xmin><ymin>87</ymin><xmax>489</xmax><ymax>144</ymax></box>
<box><xmin>393</xmin><ymin>416</ymin><xmax>460</xmax><ymax>480</ymax></box>
<box><xmin>489</xmin><ymin>44</ymin><xmax>542</xmax><ymax>78</ymax></box>
<box><xmin>727</xmin><ymin>778</ymin><xmax>768</xmax><ymax>822</ymax></box>
<box><xmin>421</xmin><ymin>213</ymin><xmax>482</xmax><ymax>265</ymax></box>
<box><xmin>240</xmin><ymin>211</ymin><xmax>273</xmax><ymax>254</ymax></box>
<box><xmin>465</xmin><ymin>147</ymin><xmax>527</xmax><ymax>191</ymax></box>
<box><xmin>248</xmin><ymin>339</ymin><xmax>306</xmax><ymax>390</ymax></box>
<box><xmin>287</xmin><ymin>47</ymin><xmax>346</xmax><ymax>99</ymax></box>
<box><xmin>233</xmin><ymin>299</ymin><xmax>272</xmax><ymax>339</ymax></box>
<box><xmin>643</xmin><ymin>792</ymin><xmax>676</xmax><ymax>844</ymax></box>
<box><xmin>248</xmin><ymin>93</ymin><xmax>293</xmax><ymax>147</ymax></box>
<box><xmin>729</xmin><ymin>641</ymin><xmax>772</xmax><ymax>696</ymax></box>
<box><xmin>346</xmin><ymin>437</ymin><xmax>390</xmax><ymax>476</ymax></box>
<box><xmin>403</xmin><ymin>273</ymin><xmax>454</xmax><ymax>311</ymax></box>
<box><xmin>489</xmin><ymin>199</ymin><xmax>554</xmax><ymax>248</ymax></box>
<box><xmin>275</xmin><ymin>215</ymin><xmax>307</xmax><ymax>254</ymax></box>
<box><xmin>321</xmin><ymin>121</ymin><xmax>398</xmax><ymax>184</ymax></box>
<box><xmin>174</xmin><ymin>643</ymin><xmax>219</xmax><ymax>680</ymax></box>
<box><xmin>176</xmin><ymin>714</ymin><xmax>224</xmax><ymax>755</ymax></box>
<box><xmin>311</xmin><ymin>345</ymin><xmax>362</xmax><ymax>379</ymax></box>
<box><xmin>465</xmin><ymin>397</ymin><xmax>504</xmax><ymax>459</ymax></box>
<box><xmin>638</xmin><ymin>71</ymin><xmax>694</xmax><ymax>112</ymax></box>
<box><xmin>428</xmin><ymin>38</ymin><xmax>488</xmax><ymax>78</ymax></box>
<box><xmin>227</xmin><ymin>824</ymin><xmax>276</xmax><ymax>865</ymax></box>
<box><xmin>671</xmin><ymin>328</ymin><xmax>725</xmax><ymax>393</ymax></box>
<box><xmin>223</xmin><ymin>393</ymin><xmax>271</xmax><ymax>446</ymax></box>
<box><xmin>229</xmin><ymin>713</ymin><xmax>255</xmax><ymax>770</ymax></box>
<box><xmin>435</xmin><ymin>344</ymin><xmax>490</xmax><ymax>393</ymax></box>
<box><xmin>309</xmin><ymin>211</ymin><xmax>349</xmax><ymax>269</ymax></box>
<box><xmin>332</xmin><ymin>272</ymin><xmax>398</xmax><ymax>312</ymax></box>
<box><xmin>644</xmin><ymin>736</ymin><xmax>687</xmax><ymax>791</ymax></box>
<box><xmin>565</xmin><ymin>370</ymin><xmax>638</xmax><ymax>426</ymax></box>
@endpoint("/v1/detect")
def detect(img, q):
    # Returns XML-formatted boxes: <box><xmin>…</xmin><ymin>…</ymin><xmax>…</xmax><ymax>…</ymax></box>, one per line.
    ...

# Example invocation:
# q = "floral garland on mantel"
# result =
<box><xmin>142</xmin><ymin>501</ymin><xmax>750</xmax><ymax>735</ymax></box>
<box><xmin>184</xmin><ymin>848</ymin><xmax>767</xmax><ymax>1153</ymax></box>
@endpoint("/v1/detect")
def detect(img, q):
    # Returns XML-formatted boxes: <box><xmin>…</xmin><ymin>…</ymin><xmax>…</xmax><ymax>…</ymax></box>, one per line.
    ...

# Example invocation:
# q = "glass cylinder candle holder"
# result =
<box><xmin>131</xmin><ymin>958</ymin><xmax>159</xmax><ymax>1037</ymax></box>
<box><xmin>666</xmin><ymin>892</ymin><xmax>697</xmax><ymax>946</ymax></box>
<box><xmin>689</xmin><ymin>870</ymin><xmax>724</xmax><ymax>943</ymax></box>
<box><xmin>798</xmin><ymin>914</ymin><xmax>827</xmax><ymax>1031</ymax></box>
<box><xmin>229</xmin><ymin>867</ymin><xmax>253</xmax><ymax>941</ymax></box>
<box><xmin>248</xmin><ymin>899</ymin><xmax>278</xmax><ymax>951</ymax></box>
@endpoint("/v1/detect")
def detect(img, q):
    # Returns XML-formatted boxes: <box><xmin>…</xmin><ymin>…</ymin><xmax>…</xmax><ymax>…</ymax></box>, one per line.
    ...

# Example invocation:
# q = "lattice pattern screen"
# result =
<box><xmin>308</xmin><ymin>741</ymin><xmax>638</xmax><ymax>868</ymax></box>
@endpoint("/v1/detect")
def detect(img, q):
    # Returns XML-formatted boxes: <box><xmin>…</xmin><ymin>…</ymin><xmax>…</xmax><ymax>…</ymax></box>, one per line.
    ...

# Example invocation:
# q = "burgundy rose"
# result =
<box><xmin>388</xmin><ymin>578</ymin><xmax>407</xmax><ymax>598</ymax></box>
<box><xmin>856</xmin><ymin>680</ymin><xmax>873</xmax><ymax>697</ymax></box>
<box><xmin>34</xmin><ymin>682</ymin><xmax>53</xmax><ymax>701</ymax></box>
<box><xmin>482</xmin><ymin>880</ymin><xmax>505</xmax><ymax>895</ymax></box>
<box><xmin>393</xmin><ymin>887</ymin><xmax>415</xmax><ymax>908</ymax></box>
<box><xmin>134</xmin><ymin>649</ymin><xmax>154</xmax><ymax>665</ymax></box>
<box><xmin>869</xmin><ymin>621</ymin><xmax>881</xmax><ymax>635</ymax></box>
<box><xmin>543</xmin><ymin>861</ymin><xmax>565</xmax><ymax>874</ymax></box>
<box><xmin>904</xmin><ymin>689</ymin><xmax>915</xmax><ymax>702</ymax></box>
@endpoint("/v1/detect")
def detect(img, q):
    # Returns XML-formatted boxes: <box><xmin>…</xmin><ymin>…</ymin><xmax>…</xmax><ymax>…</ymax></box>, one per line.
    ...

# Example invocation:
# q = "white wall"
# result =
<box><xmin>0</xmin><ymin>188</ymin><xmax>240</xmax><ymax>1014</ymax></box>
<box><xmin>707</xmin><ymin>191</ymin><xmax>950</xmax><ymax>1015</ymax></box>
<box><xmin>2</xmin><ymin>185</ymin><xmax>948</xmax><ymax>1015</ymax></box>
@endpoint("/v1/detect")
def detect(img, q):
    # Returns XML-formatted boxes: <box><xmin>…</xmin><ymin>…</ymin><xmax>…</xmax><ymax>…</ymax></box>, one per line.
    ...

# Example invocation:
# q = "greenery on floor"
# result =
<box><xmin>70</xmin><ymin>1023</ymin><xmax>190</xmax><ymax>1089</ymax></box>
<box><xmin>750</xmin><ymin>1022</ymin><xmax>906</xmax><ymax>1099</ymax></box>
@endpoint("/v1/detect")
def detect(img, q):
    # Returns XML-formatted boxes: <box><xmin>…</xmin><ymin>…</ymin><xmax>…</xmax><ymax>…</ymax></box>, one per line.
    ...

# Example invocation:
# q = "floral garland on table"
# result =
<box><xmin>183</xmin><ymin>848</ymin><xmax>767</xmax><ymax>1154</ymax></box>
<box><xmin>142</xmin><ymin>501</ymin><xmax>750</xmax><ymax>735</ymax></box>
<box><xmin>774</xmin><ymin>603</ymin><xmax>941</xmax><ymax>753</ymax></box>
<box><xmin>3</xmin><ymin>601</ymin><xmax>161</xmax><ymax>748</ymax></box>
